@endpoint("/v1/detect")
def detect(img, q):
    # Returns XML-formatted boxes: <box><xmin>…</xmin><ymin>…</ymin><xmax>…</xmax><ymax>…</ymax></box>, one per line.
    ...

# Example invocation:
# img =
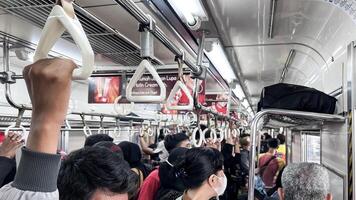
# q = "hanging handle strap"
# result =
<box><xmin>4</xmin><ymin>109</ymin><xmax>28</xmax><ymax>141</ymax></box>
<box><xmin>34</xmin><ymin>0</ymin><xmax>94</xmax><ymax>80</ymax></box>
<box><xmin>167</xmin><ymin>58</ymin><xmax>193</xmax><ymax>110</ymax></box>
<box><xmin>126</xmin><ymin>59</ymin><xmax>166</xmax><ymax>102</ymax></box>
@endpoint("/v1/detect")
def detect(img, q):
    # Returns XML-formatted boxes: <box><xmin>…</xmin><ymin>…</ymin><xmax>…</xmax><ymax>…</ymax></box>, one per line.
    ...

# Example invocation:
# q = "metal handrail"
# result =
<box><xmin>248</xmin><ymin>109</ymin><xmax>345</xmax><ymax>200</ymax></box>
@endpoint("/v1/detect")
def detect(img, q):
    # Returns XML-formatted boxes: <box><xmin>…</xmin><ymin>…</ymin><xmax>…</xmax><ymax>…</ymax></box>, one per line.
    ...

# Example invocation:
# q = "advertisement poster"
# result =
<box><xmin>204</xmin><ymin>94</ymin><xmax>229</xmax><ymax>115</ymax></box>
<box><xmin>88</xmin><ymin>77</ymin><xmax>120</xmax><ymax>104</ymax></box>
<box><xmin>88</xmin><ymin>74</ymin><xmax>205</xmax><ymax>108</ymax></box>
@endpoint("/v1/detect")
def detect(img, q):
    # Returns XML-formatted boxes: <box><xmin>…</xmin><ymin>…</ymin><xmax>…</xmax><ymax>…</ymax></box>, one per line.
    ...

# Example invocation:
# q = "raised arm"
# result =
<box><xmin>0</xmin><ymin>58</ymin><xmax>76</xmax><ymax>199</ymax></box>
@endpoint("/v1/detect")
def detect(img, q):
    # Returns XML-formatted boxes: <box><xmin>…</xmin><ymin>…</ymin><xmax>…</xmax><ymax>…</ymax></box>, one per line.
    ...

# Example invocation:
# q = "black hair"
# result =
<box><xmin>277</xmin><ymin>134</ymin><xmax>286</xmax><ymax>145</ymax></box>
<box><xmin>93</xmin><ymin>141</ymin><xmax>123</xmax><ymax>158</ymax></box>
<box><xmin>159</xmin><ymin>147</ymin><xmax>189</xmax><ymax>191</ymax></box>
<box><xmin>84</xmin><ymin>134</ymin><xmax>113</xmax><ymax>147</ymax></box>
<box><xmin>264</xmin><ymin>133</ymin><xmax>272</xmax><ymax>140</ymax></box>
<box><xmin>58</xmin><ymin>147</ymin><xmax>138</xmax><ymax>200</ymax></box>
<box><xmin>164</xmin><ymin>133</ymin><xmax>189</xmax><ymax>153</ymax></box>
<box><xmin>174</xmin><ymin>147</ymin><xmax>224</xmax><ymax>189</ymax></box>
<box><xmin>267</xmin><ymin>138</ymin><xmax>280</xmax><ymax>149</ymax></box>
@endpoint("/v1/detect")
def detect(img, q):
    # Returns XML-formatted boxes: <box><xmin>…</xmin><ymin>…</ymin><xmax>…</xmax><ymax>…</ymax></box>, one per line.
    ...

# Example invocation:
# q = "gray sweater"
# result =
<box><xmin>0</xmin><ymin>148</ymin><xmax>61</xmax><ymax>200</ymax></box>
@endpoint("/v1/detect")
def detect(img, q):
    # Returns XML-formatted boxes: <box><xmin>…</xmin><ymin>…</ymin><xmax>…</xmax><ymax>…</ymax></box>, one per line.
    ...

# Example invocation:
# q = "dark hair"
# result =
<box><xmin>174</xmin><ymin>147</ymin><xmax>224</xmax><ymax>189</ymax></box>
<box><xmin>58</xmin><ymin>147</ymin><xmax>138</xmax><ymax>200</ymax></box>
<box><xmin>93</xmin><ymin>141</ymin><xmax>123</xmax><ymax>158</ymax></box>
<box><xmin>118</xmin><ymin>141</ymin><xmax>150</xmax><ymax>179</ymax></box>
<box><xmin>164</xmin><ymin>133</ymin><xmax>189</xmax><ymax>153</ymax></box>
<box><xmin>277</xmin><ymin>134</ymin><xmax>286</xmax><ymax>145</ymax></box>
<box><xmin>84</xmin><ymin>134</ymin><xmax>113</xmax><ymax>147</ymax></box>
<box><xmin>264</xmin><ymin>133</ymin><xmax>272</xmax><ymax>140</ymax></box>
<box><xmin>267</xmin><ymin>138</ymin><xmax>280</xmax><ymax>149</ymax></box>
<box><xmin>159</xmin><ymin>147</ymin><xmax>188</xmax><ymax>191</ymax></box>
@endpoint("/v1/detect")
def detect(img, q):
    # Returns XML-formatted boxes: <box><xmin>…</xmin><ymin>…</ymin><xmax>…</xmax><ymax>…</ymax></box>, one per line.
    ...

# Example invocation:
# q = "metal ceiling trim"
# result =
<box><xmin>0</xmin><ymin>0</ymin><xmax>163</xmax><ymax>66</ymax></box>
<box><xmin>280</xmin><ymin>49</ymin><xmax>296</xmax><ymax>83</ymax></box>
<box><xmin>113</xmin><ymin>0</ymin><xmax>201</xmax><ymax>75</ymax></box>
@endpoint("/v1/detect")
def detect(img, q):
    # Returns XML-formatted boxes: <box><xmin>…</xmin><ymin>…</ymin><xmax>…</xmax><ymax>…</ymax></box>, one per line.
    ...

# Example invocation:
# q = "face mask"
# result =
<box><xmin>212</xmin><ymin>173</ymin><xmax>227</xmax><ymax>196</ymax></box>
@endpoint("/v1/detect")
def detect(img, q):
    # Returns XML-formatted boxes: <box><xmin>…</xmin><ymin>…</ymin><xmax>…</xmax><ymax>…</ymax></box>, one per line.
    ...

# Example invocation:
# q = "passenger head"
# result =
<box><xmin>267</xmin><ymin>138</ymin><xmax>280</xmax><ymax>150</ymax></box>
<box><xmin>175</xmin><ymin>147</ymin><xmax>226</xmax><ymax>198</ymax></box>
<box><xmin>84</xmin><ymin>134</ymin><xmax>113</xmax><ymax>147</ymax></box>
<box><xmin>164</xmin><ymin>133</ymin><xmax>190</xmax><ymax>152</ymax></box>
<box><xmin>263</xmin><ymin>132</ymin><xmax>272</xmax><ymax>140</ymax></box>
<box><xmin>280</xmin><ymin>163</ymin><xmax>332</xmax><ymax>200</ymax></box>
<box><xmin>93</xmin><ymin>141</ymin><xmax>123</xmax><ymax>158</ymax></box>
<box><xmin>277</xmin><ymin>134</ymin><xmax>286</xmax><ymax>145</ymax></box>
<box><xmin>159</xmin><ymin>147</ymin><xmax>189</xmax><ymax>191</ymax></box>
<box><xmin>58</xmin><ymin>147</ymin><xmax>138</xmax><ymax>200</ymax></box>
<box><xmin>118</xmin><ymin>141</ymin><xmax>142</xmax><ymax>168</ymax></box>
<box><xmin>240</xmin><ymin>136</ymin><xmax>251</xmax><ymax>150</ymax></box>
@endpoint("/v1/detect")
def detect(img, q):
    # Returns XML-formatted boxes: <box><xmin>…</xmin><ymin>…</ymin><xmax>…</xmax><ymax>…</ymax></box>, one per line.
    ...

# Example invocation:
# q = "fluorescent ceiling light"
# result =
<box><xmin>167</xmin><ymin>0</ymin><xmax>208</xmax><ymax>25</ymax></box>
<box><xmin>205</xmin><ymin>41</ymin><xmax>237</xmax><ymax>82</ymax></box>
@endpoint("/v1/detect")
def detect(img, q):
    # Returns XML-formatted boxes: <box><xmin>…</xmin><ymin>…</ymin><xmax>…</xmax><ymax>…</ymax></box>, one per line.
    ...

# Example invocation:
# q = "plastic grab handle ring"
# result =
<box><xmin>83</xmin><ymin>125</ymin><xmax>92</xmax><ymax>137</ymax></box>
<box><xmin>97</xmin><ymin>127</ymin><xmax>105</xmax><ymax>134</ymax></box>
<box><xmin>34</xmin><ymin>5</ymin><xmax>94</xmax><ymax>80</ymax></box>
<box><xmin>4</xmin><ymin>123</ymin><xmax>28</xmax><ymax>141</ymax></box>
<box><xmin>191</xmin><ymin>127</ymin><xmax>203</xmax><ymax>147</ymax></box>
<box><xmin>114</xmin><ymin>96</ymin><xmax>134</xmax><ymax>116</ymax></box>
<box><xmin>147</xmin><ymin>127</ymin><xmax>154</xmax><ymax>137</ymax></box>
<box><xmin>202</xmin><ymin>128</ymin><xmax>217</xmax><ymax>144</ymax></box>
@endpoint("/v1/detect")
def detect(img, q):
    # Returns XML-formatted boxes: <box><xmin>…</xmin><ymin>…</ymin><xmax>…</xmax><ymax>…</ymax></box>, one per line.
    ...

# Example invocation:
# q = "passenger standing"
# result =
<box><xmin>0</xmin><ymin>132</ymin><xmax>23</xmax><ymax>187</ymax></box>
<box><xmin>174</xmin><ymin>147</ymin><xmax>226</xmax><ymax>200</ymax></box>
<box><xmin>239</xmin><ymin>136</ymin><xmax>251</xmax><ymax>176</ymax></box>
<box><xmin>279</xmin><ymin>163</ymin><xmax>332</xmax><ymax>200</ymax></box>
<box><xmin>258</xmin><ymin>138</ymin><xmax>285</xmax><ymax>188</ymax></box>
<box><xmin>260</xmin><ymin>133</ymin><xmax>271</xmax><ymax>153</ymax></box>
<box><xmin>118</xmin><ymin>141</ymin><xmax>151</xmax><ymax>186</ymax></box>
<box><xmin>155</xmin><ymin>147</ymin><xmax>188</xmax><ymax>200</ymax></box>
<box><xmin>276</xmin><ymin>134</ymin><xmax>286</xmax><ymax>162</ymax></box>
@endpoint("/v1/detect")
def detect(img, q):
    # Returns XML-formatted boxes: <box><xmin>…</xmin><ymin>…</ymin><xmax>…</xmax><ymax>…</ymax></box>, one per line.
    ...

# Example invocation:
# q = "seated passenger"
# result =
<box><xmin>84</xmin><ymin>134</ymin><xmax>114</xmax><ymax>147</ymax></box>
<box><xmin>58</xmin><ymin>147</ymin><xmax>138</xmax><ymax>200</ymax></box>
<box><xmin>258</xmin><ymin>138</ymin><xmax>285</xmax><ymax>188</ymax></box>
<box><xmin>280</xmin><ymin>163</ymin><xmax>332</xmax><ymax>200</ymax></box>
<box><xmin>118</xmin><ymin>141</ymin><xmax>152</xmax><ymax>186</ymax></box>
<box><xmin>0</xmin><ymin>58</ymin><xmax>76</xmax><ymax>199</ymax></box>
<box><xmin>0</xmin><ymin>132</ymin><xmax>23</xmax><ymax>187</ymax></box>
<box><xmin>175</xmin><ymin>147</ymin><xmax>226</xmax><ymax>200</ymax></box>
<box><xmin>155</xmin><ymin>147</ymin><xmax>188</xmax><ymax>200</ymax></box>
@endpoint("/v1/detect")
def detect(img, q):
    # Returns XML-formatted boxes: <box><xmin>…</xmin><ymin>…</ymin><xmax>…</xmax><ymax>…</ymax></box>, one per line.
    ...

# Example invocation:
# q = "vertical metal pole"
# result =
<box><xmin>346</xmin><ymin>41</ymin><xmax>356</xmax><ymax>200</ymax></box>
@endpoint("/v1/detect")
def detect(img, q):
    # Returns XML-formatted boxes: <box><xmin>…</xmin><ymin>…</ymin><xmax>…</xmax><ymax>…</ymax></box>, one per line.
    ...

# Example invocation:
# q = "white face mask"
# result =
<box><xmin>212</xmin><ymin>173</ymin><xmax>228</xmax><ymax>196</ymax></box>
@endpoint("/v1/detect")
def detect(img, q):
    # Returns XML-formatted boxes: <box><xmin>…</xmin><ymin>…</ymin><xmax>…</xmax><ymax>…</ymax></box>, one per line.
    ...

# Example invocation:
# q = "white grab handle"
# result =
<box><xmin>166</xmin><ymin>80</ymin><xmax>193</xmax><ymax>110</ymax></box>
<box><xmin>34</xmin><ymin>5</ymin><xmax>94</xmax><ymax>80</ymax></box>
<box><xmin>126</xmin><ymin>60</ymin><xmax>166</xmax><ymax>102</ymax></box>
<box><xmin>147</xmin><ymin>127</ymin><xmax>154</xmax><ymax>137</ymax></box>
<box><xmin>83</xmin><ymin>125</ymin><xmax>92</xmax><ymax>137</ymax></box>
<box><xmin>202</xmin><ymin>128</ymin><xmax>217</xmax><ymax>144</ymax></box>
<box><xmin>97</xmin><ymin>127</ymin><xmax>105</xmax><ymax>134</ymax></box>
<box><xmin>4</xmin><ymin>123</ymin><xmax>28</xmax><ymax>142</ymax></box>
<box><xmin>191</xmin><ymin>127</ymin><xmax>203</xmax><ymax>147</ymax></box>
<box><xmin>112</xmin><ymin>126</ymin><xmax>121</xmax><ymax>137</ymax></box>
<box><xmin>114</xmin><ymin>96</ymin><xmax>134</xmax><ymax>116</ymax></box>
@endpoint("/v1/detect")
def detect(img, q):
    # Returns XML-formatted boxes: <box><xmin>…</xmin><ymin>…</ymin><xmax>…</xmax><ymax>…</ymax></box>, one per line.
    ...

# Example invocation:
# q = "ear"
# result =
<box><xmin>326</xmin><ymin>193</ymin><xmax>332</xmax><ymax>200</ymax></box>
<box><xmin>208</xmin><ymin>174</ymin><xmax>218</xmax><ymax>188</ymax></box>
<box><xmin>278</xmin><ymin>188</ymin><xmax>284</xmax><ymax>200</ymax></box>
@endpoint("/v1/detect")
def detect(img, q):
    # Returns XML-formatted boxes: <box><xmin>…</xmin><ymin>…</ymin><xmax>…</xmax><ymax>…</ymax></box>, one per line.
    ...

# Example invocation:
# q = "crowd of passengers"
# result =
<box><xmin>0</xmin><ymin>58</ymin><xmax>332</xmax><ymax>200</ymax></box>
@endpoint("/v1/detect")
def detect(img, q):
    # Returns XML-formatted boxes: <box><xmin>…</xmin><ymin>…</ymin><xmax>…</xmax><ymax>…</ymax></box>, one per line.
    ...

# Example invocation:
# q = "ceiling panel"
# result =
<box><xmin>207</xmin><ymin>0</ymin><xmax>356</xmax><ymax>110</ymax></box>
<box><xmin>75</xmin><ymin>0</ymin><xmax>116</xmax><ymax>7</ymax></box>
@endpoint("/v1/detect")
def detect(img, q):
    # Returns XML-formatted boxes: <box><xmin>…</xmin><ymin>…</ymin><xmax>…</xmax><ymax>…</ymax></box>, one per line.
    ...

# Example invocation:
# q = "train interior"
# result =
<box><xmin>0</xmin><ymin>0</ymin><xmax>356</xmax><ymax>199</ymax></box>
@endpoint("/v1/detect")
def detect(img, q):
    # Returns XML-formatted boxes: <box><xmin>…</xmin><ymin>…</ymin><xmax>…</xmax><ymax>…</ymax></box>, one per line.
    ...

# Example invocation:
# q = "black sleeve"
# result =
<box><xmin>0</xmin><ymin>156</ymin><xmax>16</xmax><ymax>187</ymax></box>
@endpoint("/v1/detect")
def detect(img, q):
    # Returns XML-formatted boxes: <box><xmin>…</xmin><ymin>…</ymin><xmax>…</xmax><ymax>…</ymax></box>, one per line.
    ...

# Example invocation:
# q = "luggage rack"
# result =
<box><xmin>247</xmin><ymin>109</ymin><xmax>346</xmax><ymax>200</ymax></box>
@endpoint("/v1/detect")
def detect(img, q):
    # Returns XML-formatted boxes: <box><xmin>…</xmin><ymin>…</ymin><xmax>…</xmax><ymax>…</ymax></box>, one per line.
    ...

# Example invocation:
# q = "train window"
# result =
<box><xmin>304</xmin><ymin>133</ymin><xmax>321</xmax><ymax>164</ymax></box>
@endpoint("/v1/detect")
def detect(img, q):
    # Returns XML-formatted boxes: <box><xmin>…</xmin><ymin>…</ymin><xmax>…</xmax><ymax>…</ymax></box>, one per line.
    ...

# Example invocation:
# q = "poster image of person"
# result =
<box><xmin>88</xmin><ymin>77</ymin><xmax>120</xmax><ymax>104</ymax></box>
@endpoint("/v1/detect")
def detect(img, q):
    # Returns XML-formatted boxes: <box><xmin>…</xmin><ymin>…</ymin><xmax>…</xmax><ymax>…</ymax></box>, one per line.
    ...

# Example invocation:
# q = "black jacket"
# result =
<box><xmin>0</xmin><ymin>156</ymin><xmax>16</xmax><ymax>187</ymax></box>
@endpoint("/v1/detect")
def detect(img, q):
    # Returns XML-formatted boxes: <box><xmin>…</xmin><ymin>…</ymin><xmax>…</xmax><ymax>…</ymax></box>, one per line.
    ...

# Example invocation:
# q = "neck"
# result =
<box><xmin>268</xmin><ymin>149</ymin><xmax>276</xmax><ymax>154</ymax></box>
<box><xmin>185</xmin><ymin>186</ymin><xmax>215</xmax><ymax>200</ymax></box>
